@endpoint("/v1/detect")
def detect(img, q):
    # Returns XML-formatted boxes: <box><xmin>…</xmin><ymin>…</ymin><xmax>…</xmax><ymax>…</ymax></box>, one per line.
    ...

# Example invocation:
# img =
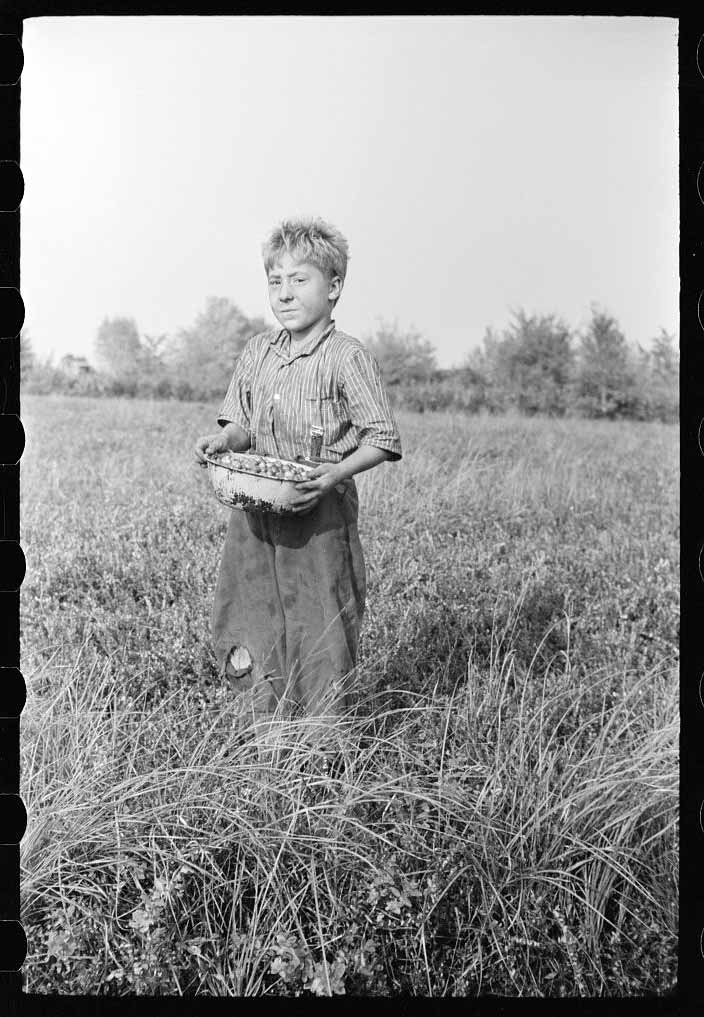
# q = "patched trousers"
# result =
<box><xmin>211</xmin><ymin>478</ymin><xmax>366</xmax><ymax>717</ymax></box>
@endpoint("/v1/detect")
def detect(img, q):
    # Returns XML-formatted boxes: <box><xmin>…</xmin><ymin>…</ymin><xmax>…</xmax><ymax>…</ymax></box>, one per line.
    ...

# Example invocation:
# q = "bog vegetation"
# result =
<box><xmin>20</xmin><ymin>396</ymin><xmax>678</xmax><ymax>997</ymax></box>
<box><xmin>20</xmin><ymin>300</ymin><xmax>678</xmax><ymax>422</ymax></box>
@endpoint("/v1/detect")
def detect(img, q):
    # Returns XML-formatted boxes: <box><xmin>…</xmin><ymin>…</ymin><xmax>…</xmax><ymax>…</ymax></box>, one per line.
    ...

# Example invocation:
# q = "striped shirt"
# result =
<box><xmin>217</xmin><ymin>320</ymin><xmax>402</xmax><ymax>464</ymax></box>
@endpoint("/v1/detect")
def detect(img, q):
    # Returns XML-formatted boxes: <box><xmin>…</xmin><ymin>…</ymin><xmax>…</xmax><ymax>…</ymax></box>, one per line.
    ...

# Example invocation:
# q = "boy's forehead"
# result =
<box><xmin>269</xmin><ymin>254</ymin><xmax>317</xmax><ymax>275</ymax></box>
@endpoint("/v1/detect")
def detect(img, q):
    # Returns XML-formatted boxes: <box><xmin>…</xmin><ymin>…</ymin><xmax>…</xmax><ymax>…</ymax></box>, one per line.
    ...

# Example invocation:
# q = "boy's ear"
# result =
<box><xmin>328</xmin><ymin>275</ymin><xmax>342</xmax><ymax>303</ymax></box>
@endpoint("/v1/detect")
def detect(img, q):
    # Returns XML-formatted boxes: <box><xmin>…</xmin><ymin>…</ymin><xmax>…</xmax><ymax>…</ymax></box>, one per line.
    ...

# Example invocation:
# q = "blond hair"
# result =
<box><xmin>262</xmin><ymin>216</ymin><xmax>349</xmax><ymax>285</ymax></box>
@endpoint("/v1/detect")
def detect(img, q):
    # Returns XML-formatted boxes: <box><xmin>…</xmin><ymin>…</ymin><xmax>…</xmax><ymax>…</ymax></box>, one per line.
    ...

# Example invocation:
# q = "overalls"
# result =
<box><xmin>211</xmin><ymin>479</ymin><xmax>366</xmax><ymax>717</ymax></box>
<box><xmin>211</xmin><ymin>326</ymin><xmax>372</xmax><ymax>718</ymax></box>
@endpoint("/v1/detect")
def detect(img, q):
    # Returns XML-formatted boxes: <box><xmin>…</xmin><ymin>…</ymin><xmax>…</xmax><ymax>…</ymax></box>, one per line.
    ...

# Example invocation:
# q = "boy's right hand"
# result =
<box><xmin>194</xmin><ymin>432</ymin><xmax>229</xmax><ymax>466</ymax></box>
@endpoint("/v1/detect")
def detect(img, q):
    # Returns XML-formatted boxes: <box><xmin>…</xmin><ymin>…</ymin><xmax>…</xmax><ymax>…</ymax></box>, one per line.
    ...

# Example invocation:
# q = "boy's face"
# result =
<box><xmin>267</xmin><ymin>251</ymin><xmax>341</xmax><ymax>338</ymax></box>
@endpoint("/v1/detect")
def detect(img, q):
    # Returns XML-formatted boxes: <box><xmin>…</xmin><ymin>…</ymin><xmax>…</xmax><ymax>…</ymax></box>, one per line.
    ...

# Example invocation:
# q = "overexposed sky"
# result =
<box><xmin>21</xmin><ymin>15</ymin><xmax>678</xmax><ymax>369</ymax></box>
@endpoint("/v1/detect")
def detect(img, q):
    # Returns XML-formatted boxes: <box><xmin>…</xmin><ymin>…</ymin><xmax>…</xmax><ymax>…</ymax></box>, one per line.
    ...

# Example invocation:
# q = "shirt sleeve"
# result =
<box><xmin>217</xmin><ymin>340</ymin><xmax>255</xmax><ymax>430</ymax></box>
<box><xmin>340</xmin><ymin>348</ymin><xmax>402</xmax><ymax>460</ymax></box>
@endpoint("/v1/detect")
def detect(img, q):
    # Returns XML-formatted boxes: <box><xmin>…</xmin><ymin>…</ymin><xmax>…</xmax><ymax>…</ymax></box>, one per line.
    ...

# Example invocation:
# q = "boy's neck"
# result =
<box><xmin>288</xmin><ymin>315</ymin><xmax>334</xmax><ymax>347</ymax></box>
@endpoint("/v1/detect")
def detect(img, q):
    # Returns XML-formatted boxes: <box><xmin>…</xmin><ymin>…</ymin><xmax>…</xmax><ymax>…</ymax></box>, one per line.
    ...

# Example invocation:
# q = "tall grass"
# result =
<box><xmin>20</xmin><ymin>396</ymin><xmax>678</xmax><ymax>995</ymax></box>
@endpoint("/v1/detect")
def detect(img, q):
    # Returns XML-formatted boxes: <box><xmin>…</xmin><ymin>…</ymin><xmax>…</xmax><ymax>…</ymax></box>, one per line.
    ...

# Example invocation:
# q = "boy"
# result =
<box><xmin>194</xmin><ymin>217</ymin><xmax>402</xmax><ymax>721</ymax></box>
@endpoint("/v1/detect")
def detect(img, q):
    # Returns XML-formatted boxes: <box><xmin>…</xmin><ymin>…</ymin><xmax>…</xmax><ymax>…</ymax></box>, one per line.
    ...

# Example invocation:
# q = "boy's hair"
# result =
<box><xmin>262</xmin><ymin>217</ymin><xmax>349</xmax><ymax>285</ymax></box>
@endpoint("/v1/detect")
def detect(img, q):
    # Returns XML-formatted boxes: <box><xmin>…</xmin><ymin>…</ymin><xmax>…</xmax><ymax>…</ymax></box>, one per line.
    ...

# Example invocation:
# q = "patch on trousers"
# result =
<box><xmin>225</xmin><ymin>645</ymin><xmax>253</xmax><ymax>679</ymax></box>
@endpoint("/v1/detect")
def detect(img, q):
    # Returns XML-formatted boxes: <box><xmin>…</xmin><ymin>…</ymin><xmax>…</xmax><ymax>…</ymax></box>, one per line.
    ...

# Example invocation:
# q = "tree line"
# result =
<box><xmin>21</xmin><ymin>297</ymin><xmax>678</xmax><ymax>422</ymax></box>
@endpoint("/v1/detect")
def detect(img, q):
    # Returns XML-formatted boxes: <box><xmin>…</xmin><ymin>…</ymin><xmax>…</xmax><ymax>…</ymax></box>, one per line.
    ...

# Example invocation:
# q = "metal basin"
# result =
<box><xmin>206</xmin><ymin>452</ymin><xmax>316</xmax><ymax>515</ymax></box>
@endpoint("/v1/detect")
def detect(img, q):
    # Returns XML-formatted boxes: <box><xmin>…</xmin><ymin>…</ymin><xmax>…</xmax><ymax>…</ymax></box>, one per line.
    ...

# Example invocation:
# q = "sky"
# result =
<box><xmin>21</xmin><ymin>15</ymin><xmax>678</xmax><ymax>369</ymax></box>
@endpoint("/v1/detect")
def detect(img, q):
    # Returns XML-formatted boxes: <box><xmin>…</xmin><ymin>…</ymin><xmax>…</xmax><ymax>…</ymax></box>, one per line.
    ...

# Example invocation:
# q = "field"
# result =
<box><xmin>19</xmin><ymin>394</ymin><xmax>679</xmax><ymax>996</ymax></box>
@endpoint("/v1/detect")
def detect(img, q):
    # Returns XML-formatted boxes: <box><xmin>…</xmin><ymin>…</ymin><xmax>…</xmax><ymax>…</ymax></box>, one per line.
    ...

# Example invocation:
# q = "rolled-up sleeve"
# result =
<box><xmin>341</xmin><ymin>348</ymin><xmax>402</xmax><ymax>460</ymax></box>
<box><xmin>217</xmin><ymin>340</ymin><xmax>254</xmax><ymax>430</ymax></box>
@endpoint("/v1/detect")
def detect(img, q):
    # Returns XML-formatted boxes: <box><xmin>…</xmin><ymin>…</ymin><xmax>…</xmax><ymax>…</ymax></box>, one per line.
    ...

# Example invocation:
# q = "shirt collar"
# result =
<box><xmin>271</xmin><ymin>319</ymin><xmax>336</xmax><ymax>361</ymax></box>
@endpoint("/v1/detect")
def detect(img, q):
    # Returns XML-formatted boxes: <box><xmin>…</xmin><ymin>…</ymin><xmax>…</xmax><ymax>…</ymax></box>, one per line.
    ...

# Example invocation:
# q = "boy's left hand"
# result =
<box><xmin>290</xmin><ymin>463</ymin><xmax>343</xmax><ymax>515</ymax></box>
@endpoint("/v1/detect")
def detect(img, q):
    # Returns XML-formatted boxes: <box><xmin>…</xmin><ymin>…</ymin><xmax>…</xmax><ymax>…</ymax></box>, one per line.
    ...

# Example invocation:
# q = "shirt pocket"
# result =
<box><xmin>302</xmin><ymin>389</ymin><xmax>344</xmax><ymax>448</ymax></box>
